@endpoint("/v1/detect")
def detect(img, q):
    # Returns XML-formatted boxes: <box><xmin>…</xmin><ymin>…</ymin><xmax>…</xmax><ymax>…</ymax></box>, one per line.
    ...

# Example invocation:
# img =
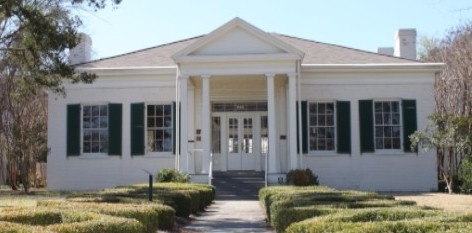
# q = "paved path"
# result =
<box><xmin>182</xmin><ymin>200</ymin><xmax>273</xmax><ymax>233</ymax></box>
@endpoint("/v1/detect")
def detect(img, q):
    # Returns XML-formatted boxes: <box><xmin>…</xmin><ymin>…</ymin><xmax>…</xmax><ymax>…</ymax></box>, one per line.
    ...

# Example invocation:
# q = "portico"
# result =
<box><xmin>171</xmin><ymin>18</ymin><xmax>305</xmax><ymax>184</ymax></box>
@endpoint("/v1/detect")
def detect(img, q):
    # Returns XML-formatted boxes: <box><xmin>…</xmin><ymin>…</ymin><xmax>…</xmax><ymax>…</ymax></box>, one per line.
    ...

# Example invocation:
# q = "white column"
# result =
<box><xmin>266</xmin><ymin>73</ymin><xmax>278</xmax><ymax>174</ymax></box>
<box><xmin>288</xmin><ymin>73</ymin><xmax>298</xmax><ymax>169</ymax></box>
<box><xmin>201</xmin><ymin>75</ymin><xmax>211</xmax><ymax>174</ymax></box>
<box><xmin>179</xmin><ymin>75</ymin><xmax>190</xmax><ymax>172</ymax></box>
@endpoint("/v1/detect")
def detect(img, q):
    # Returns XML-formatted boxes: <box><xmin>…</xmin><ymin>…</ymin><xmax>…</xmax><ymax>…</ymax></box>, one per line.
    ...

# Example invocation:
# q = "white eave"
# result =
<box><xmin>76</xmin><ymin>66</ymin><xmax>177</xmax><ymax>76</ymax></box>
<box><xmin>301</xmin><ymin>63</ymin><xmax>444</xmax><ymax>73</ymax></box>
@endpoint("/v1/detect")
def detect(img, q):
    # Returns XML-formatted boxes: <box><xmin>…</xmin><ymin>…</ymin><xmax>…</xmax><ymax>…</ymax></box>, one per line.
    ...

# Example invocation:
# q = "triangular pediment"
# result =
<box><xmin>172</xmin><ymin>17</ymin><xmax>304</xmax><ymax>62</ymax></box>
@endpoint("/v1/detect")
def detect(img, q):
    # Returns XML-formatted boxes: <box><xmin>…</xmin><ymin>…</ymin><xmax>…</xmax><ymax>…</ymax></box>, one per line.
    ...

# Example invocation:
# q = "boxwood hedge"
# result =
<box><xmin>259</xmin><ymin>186</ymin><xmax>472</xmax><ymax>233</ymax></box>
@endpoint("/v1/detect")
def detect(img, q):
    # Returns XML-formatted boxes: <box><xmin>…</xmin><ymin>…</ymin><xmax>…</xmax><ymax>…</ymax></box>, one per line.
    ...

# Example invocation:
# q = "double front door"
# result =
<box><xmin>227</xmin><ymin>116</ymin><xmax>255</xmax><ymax>170</ymax></box>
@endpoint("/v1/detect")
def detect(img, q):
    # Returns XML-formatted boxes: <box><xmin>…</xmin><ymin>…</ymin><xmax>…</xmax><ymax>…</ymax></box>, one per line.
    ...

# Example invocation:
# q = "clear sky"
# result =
<box><xmin>78</xmin><ymin>0</ymin><xmax>472</xmax><ymax>59</ymax></box>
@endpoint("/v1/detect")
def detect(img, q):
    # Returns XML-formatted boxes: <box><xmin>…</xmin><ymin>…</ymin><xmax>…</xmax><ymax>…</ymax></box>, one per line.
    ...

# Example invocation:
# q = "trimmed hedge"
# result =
<box><xmin>0</xmin><ymin>183</ymin><xmax>215</xmax><ymax>233</ymax></box>
<box><xmin>38</xmin><ymin>200</ymin><xmax>175</xmax><ymax>232</ymax></box>
<box><xmin>259</xmin><ymin>186</ymin><xmax>472</xmax><ymax>233</ymax></box>
<box><xmin>47</xmin><ymin>215</ymin><xmax>145</xmax><ymax>233</ymax></box>
<box><xmin>286</xmin><ymin>220</ymin><xmax>472</xmax><ymax>233</ymax></box>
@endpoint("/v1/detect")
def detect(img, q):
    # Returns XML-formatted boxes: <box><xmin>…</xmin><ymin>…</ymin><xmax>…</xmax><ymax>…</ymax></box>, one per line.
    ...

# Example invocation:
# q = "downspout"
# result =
<box><xmin>297</xmin><ymin>60</ymin><xmax>303</xmax><ymax>168</ymax></box>
<box><xmin>175</xmin><ymin>68</ymin><xmax>180</xmax><ymax>171</ymax></box>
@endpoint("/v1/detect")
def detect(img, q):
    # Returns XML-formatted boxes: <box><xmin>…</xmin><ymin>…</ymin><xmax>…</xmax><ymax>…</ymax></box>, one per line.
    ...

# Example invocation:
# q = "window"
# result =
<box><xmin>374</xmin><ymin>101</ymin><xmax>401</xmax><ymax>150</ymax></box>
<box><xmin>212</xmin><ymin>117</ymin><xmax>221</xmax><ymax>153</ymax></box>
<box><xmin>146</xmin><ymin>104</ymin><xmax>173</xmax><ymax>152</ymax></box>
<box><xmin>82</xmin><ymin>105</ymin><xmax>108</xmax><ymax>153</ymax></box>
<box><xmin>261</xmin><ymin>116</ymin><xmax>268</xmax><ymax>154</ymax></box>
<box><xmin>359</xmin><ymin>99</ymin><xmax>417</xmax><ymax>153</ymax></box>
<box><xmin>67</xmin><ymin>103</ymin><xmax>121</xmax><ymax>156</ymax></box>
<box><xmin>309</xmin><ymin>102</ymin><xmax>335</xmax><ymax>151</ymax></box>
<box><xmin>297</xmin><ymin>101</ymin><xmax>350</xmax><ymax>154</ymax></box>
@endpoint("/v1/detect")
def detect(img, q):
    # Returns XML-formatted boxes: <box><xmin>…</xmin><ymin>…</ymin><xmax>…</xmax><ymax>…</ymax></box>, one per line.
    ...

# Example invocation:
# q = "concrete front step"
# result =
<box><xmin>212</xmin><ymin>171</ymin><xmax>265</xmax><ymax>200</ymax></box>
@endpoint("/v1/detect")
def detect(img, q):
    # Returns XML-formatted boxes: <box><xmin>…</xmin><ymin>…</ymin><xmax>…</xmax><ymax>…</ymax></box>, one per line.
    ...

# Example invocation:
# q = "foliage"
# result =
<box><xmin>460</xmin><ymin>157</ymin><xmax>472</xmax><ymax>193</ymax></box>
<box><xmin>410</xmin><ymin>114</ymin><xmax>472</xmax><ymax>193</ymax></box>
<box><xmin>0</xmin><ymin>0</ymin><xmax>121</xmax><ymax>193</ymax></box>
<box><xmin>286</xmin><ymin>169</ymin><xmax>319</xmax><ymax>186</ymax></box>
<box><xmin>259</xmin><ymin>186</ymin><xmax>469</xmax><ymax>233</ymax></box>
<box><xmin>156</xmin><ymin>168</ymin><xmax>190</xmax><ymax>183</ymax></box>
<box><xmin>417</xmin><ymin>22</ymin><xmax>472</xmax><ymax>194</ymax></box>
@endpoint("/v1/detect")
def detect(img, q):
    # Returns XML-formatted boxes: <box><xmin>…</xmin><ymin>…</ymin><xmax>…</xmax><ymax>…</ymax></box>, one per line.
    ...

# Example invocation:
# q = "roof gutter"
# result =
<box><xmin>301</xmin><ymin>63</ymin><xmax>444</xmax><ymax>73</ymax></box>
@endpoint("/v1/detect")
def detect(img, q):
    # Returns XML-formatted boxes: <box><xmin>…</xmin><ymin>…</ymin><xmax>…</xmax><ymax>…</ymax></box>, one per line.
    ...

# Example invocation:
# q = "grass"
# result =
<box><xmin>393</xmin><ymin>192</ymin><xmax>472</xmax><ymax>213</ymax></box>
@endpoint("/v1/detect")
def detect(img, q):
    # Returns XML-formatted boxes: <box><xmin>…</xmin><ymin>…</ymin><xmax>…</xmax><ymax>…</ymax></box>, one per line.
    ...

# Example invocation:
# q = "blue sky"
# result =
<box><xmin>79</xmin><ymin>0</ymin><xmax>472</xmax><ymax>59</ymax></box>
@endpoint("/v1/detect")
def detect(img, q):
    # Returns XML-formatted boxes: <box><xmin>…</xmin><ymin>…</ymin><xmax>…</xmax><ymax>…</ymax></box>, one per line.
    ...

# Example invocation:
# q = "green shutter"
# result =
<box><xmin>67</xmin><ymin>104</ymin><xmax>81</xmax><ymax>156</ymax></box>
<box><xmin>402</xmin><ymin>99</ymin><xmax>417</xmax><ymax>152</ymax></box>
<box><xmin>108</xmin><ymin>103</ymin><xmax>122</xmax><ymax>156</ymax></box>
<box><xmin>359</xmin><ymin>100</ymin><xmax>374</xmax><ymax>153</ymax></box>
<box><xmin>296</xmin><ymin>102</ymin><xmax>300</xmax><ymax>154</ymax></box>
<box><xmin>131</xmin><ymin>103</ymin><xmax>145</xmax><ymax>156</ymax></box>
<box><xmin>301</xmin><ymin>101</ymin><xmax>308</xmax><ymax>154</ymax></box>
<box><xmin>336</xmin><ymin>101</ymin><xmax>351</xmax><ymax>154</ymax></box>
<box><xmin>172</xmin><ymin>102</ymin><xmax>176</xmax><ymax>155</ymax></box>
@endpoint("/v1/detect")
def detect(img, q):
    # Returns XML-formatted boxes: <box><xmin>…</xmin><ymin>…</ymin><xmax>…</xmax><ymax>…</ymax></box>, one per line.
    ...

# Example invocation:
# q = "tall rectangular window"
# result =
<box><xmin>374</xmin><ymin>101</ymin><xmax>401</xmax><ymax>149</ymax></box>
<box><xmin>212</xmin><ymin>117</ymin><xmax>221</xmax><ymax>153</ymax></box>
<box><xmin>147</xmin><ymin>104</ymin><xmax>173</xmax><ymax>152</ymax></box>
<box><xmin>309</xmin><ymin>102</ymin><xmax>335</xmax><ymax>151</ymax></box>
<box><xmin>83</xmin><ymin>105</ymin><xmax>108</xmax><ymax>153</ymax></box>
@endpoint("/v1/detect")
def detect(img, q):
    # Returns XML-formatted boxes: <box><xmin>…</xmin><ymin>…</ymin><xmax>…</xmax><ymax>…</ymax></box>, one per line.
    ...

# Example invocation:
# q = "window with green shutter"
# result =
<box><xmin>359</xmin><ymin>99</ymin><xmax>418</xmax><ymax>153</ymax></box>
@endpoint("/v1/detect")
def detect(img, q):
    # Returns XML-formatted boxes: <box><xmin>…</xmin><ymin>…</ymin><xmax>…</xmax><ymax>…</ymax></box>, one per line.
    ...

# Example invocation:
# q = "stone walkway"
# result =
<box><xmin>182</xmin><ymin>200</ymin><xmax>273</xmax><ymax>233</ymax></box>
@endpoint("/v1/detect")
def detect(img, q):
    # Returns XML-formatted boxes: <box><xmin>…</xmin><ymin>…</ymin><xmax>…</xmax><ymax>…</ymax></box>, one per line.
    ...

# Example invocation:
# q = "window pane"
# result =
<box><xmin>147</xmin><ymin>105</ymin><xmax>155</xmax><ymax>116</ymax></box>
<box><xmin>309</xmin><ymin>102</ymin><xmax>336</xmax><ymax>151</ymax></box>
<box><xmin>164</xmin><ymin>117</ymin><xmax>172</xmax><ymax>127</ymax></box>
<box><xmin>310</xmin><ymin>115</ymin><xmax>317</xmax><ymax>126</ymax></box>
<box><xmin>83</xmin><ymin>106</ymin><xmax>91</xmax><ymax>118</ymax></box>
<box><xmin>374</xmin><ymin>101</ymin><xmax>401</xmax><ymax>150</ymax></box>
<box><xmin>375</xmin><ymin>113</ymin><xmax>383</xmax><ymax>124</ymax></box>
<box><xmin>147</xmin><ymin>117</ymin><xmax>155</xmax><ymax>128</ymax></box>
<box><xmin>155</xmin><ymin>105</ymin><xmax>163</xmax><ymax>116</ymax></box>
<box><xmin>156</xmin><ymin>117</ymin><xmax>164</xmax><ymax>127</ymax></box>
<box><xmin>99</xmin><ymin>105</ymin><xmax>107</xmax><ymax>116</ymax></box>
<box><xmin>212</xmin><ymin>117</ymin><xmax>221</xmax><ymax>154</ymax></box>
<box><xmin>164</xmin><ymin>105</ymin><xmax>172</xmax><ymax>116</ymax></box>
<box><xmin>91</xmin><ymin>116</ymin><xmax>99</xmax><ymax>128</ymax></box>
<box><xmin>100</xmin><ymin>116</ymin><xmax>108</xmax><ymax>128</ymax></box>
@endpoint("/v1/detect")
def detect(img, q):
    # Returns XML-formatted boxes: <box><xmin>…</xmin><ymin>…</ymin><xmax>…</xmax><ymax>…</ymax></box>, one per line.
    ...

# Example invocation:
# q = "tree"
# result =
<box><xmin>412</xmin><ymin>22</ymin><xmax>472</xmax><ymax>194</ymax></box>
<box><xmin>0</xmin><ymin>0</ymin><xmax>121</xmax><ymax>192</ymax></box>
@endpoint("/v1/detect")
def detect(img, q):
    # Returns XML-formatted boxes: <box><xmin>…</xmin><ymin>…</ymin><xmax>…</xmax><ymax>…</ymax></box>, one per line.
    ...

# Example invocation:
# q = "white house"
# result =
<box><xmin>47</xmin><ymin>18</ymin><xmax>443</xmax><ymax>191</ymax></box>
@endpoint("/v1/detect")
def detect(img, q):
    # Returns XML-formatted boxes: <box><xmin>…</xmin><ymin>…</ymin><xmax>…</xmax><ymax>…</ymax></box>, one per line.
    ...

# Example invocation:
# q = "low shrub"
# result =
<box><xmin>0</xmin><ymin>221</ymin><xmax>50</xmax><ymax>233</ymax></box>
<box><xmin>47</xmin><ymin>215</ymin><xmax>145</xmax><ymax>233</ymax></box>
<box><xmin>0</xmin><ymin>208</ymin><xmax>63</xmax><ymax>226</ymax></box>
<box><xmin>285</xmin><ymin>220</ymin><xmax>472</xmax><ymax>233</ymax></box>
<box><xmin>286</xmin><ymin>169</ymin><xmax>319</xmax><ymax>186</ymax></box>
<box><xmin>156</xmin><ymin>168</ymin><xmax>190</xmax><ymax>183</ymax></box>
<box><xmin>38</xmin><ymin>200</ymin><xmax>175</xmax><ymax>232</ymax></box>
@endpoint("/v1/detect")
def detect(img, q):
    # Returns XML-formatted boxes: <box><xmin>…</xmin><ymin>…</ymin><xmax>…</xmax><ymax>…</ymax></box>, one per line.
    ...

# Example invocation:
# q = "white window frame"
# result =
<box><xmin>145</xmin><ymin>102</ymin><xmax>174</xmax><ymax>156</ymax></box>
<box><xmin>373</xmin><ymin>98</ymin><xmax>403</xmax><ymax>154</ymax></box>
<box><xmin>308</xmin><ymin>100</ymin><xmax>337</xmax><ymax>155</ymax></box>
<box><xmin>80</xmin><ymin>103</ymin><xmax>109</xmax><ymax>157</ymax></box>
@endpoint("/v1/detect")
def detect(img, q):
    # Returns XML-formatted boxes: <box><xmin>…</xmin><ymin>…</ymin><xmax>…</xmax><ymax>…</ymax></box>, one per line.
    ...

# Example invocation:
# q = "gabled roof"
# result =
<box><xmin>172</xmin><ymin>17</ymin><xmax>304</xmax><ymax>62</ymax></box>
<box><xmin>77</xmin><ymin>28</ymin><xmax>418</xmax><ymax>69</ymax></box>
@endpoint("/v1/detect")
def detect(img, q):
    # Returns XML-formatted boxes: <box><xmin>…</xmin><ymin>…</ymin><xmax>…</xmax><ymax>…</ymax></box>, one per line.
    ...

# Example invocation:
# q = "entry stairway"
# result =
<box><xmin>212</xmin><ymin>171</ymin><xmax>265</xmax><ymax>200</ymax></box>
